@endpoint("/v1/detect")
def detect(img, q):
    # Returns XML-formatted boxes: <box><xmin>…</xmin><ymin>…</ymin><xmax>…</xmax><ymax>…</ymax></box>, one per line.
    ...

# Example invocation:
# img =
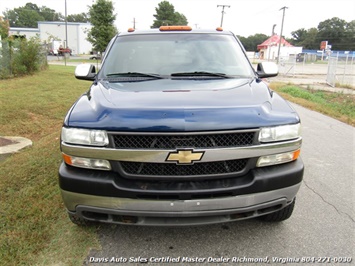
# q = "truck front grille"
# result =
<box><xmin>112</xmin><ymin>131</ymin><xmax>255</xmax><ymax>149</ymax></box>
<box><xmin>119</xmin><ymin>159</ymin><xmax>248</xmax><ymax>177</ymax></box>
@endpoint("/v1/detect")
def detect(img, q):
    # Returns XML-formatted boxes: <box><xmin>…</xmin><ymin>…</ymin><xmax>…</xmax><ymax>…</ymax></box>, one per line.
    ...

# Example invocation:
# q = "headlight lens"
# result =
<box><xmin>259</xmin><ymin>123</ymin><xmax>301</xmax><ymax>142</ymax></box>
<box><xmin>61</xmin><ymin>127</ymin><xmax>108</xmax><ymax>146</ymax></box>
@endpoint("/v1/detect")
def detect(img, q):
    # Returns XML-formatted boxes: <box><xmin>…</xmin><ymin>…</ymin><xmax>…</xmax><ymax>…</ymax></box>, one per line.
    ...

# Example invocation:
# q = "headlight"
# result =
<box><xmin>259</xmin><ymin>123</ymin><xmax>301</xmax><ymax>142</ymax></box>
<box><xmin>61</xmin><ymin>127</ymin><xmax>109</xmax><ymax>146</ymax></box>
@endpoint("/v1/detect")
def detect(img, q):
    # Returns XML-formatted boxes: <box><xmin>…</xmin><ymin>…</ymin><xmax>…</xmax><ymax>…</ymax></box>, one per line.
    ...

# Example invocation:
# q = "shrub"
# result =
<box><xmin>0</xmin><ymin>36</ymin><xmax>48</xmax><ymax>78</ymax></box>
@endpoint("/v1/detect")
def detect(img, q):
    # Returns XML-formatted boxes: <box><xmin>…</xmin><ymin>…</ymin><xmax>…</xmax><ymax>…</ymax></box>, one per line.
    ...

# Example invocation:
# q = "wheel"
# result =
<box><xmin>68</xmin><ymin>212</ymin><xmax>93</xmax><ymax>226</ymax></box>
<box><xmin>259</xmin><ymin>198</ymin><xmax>296</xmax><ymax>222</ymax></box>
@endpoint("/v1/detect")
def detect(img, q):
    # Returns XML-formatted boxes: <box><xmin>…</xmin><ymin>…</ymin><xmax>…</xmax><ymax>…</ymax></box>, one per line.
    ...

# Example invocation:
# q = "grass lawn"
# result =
<box><xmin>270</xmin><ymin>82</ymin><xmax>355</xmax><ymax>126</ymax></box>
<box><xmin>0</xmin><ymin>65</ymin><xmax>100</xmax><ymax>265</ymax></box>
<box><xmin>50</xmin><ymin>58</ymin><xmax>100</xmax><ymax>64</ymax></box>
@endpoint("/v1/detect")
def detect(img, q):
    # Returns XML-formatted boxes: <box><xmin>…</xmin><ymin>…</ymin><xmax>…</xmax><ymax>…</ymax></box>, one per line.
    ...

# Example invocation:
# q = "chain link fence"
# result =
<box><xmin>278</xmin><ymin>55</ymin><xmax>297</xmax><ymax>76</ymax></box>
<box><xmin>326</xmin><ymin>53</ymin><xmax>355</xmax><ymax>87</ymax></box>
<box><xmin>0</xmin><ymin>37</ymin><xmax>47</xmax><ymax>79</ymax></box>
<box><xmin>0</xmin><ymin>40</ymin><xmax>11</xmax><ymax>78</ymax></box>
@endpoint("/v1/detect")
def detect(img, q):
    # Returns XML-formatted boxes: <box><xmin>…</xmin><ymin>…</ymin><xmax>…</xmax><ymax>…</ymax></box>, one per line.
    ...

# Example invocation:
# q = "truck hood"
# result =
<box><xmin>66</xmin><ymin>78</ymin><xmax>300</xmax><ymax>131</ymax></box>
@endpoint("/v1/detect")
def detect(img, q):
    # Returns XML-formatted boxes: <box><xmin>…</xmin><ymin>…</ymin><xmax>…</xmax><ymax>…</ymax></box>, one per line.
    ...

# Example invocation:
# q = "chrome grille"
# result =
<box><xmin>119</xmin><ymin>159</ymin><xmax>248</xmax><ymax>177</ymax></box>
<box><xmin>112</xmin><ymin>131</ymin><xmax>255</xmax><ymax>149</ymax></box>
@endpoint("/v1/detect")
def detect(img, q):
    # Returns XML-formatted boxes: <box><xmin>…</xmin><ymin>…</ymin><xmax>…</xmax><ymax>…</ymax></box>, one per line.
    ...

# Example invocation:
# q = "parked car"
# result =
<box><xmin>89</xmin><ymin>54</ymin><xmax>101</xmax><ymax>60</ymax></box>
<box><xmin>296</xmin><ymin>53</ymin><xmax>305</xmax><ymax>62</ymax></box>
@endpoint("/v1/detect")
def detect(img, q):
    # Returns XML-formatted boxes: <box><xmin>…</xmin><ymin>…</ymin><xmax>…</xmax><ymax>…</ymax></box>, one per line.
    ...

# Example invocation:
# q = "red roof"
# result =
<box><xmin>257</xmin><ymin>35</ymin><xmax>293</xmax><ymax>50</ymax></box>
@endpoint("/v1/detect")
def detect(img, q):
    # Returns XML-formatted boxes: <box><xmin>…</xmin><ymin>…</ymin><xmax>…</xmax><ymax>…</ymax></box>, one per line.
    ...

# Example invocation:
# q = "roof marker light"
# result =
<box><xmin>128</xmin><ymin>28</ymin><xmax>135</xmax><ymax>32</ymax></box>
<box><xmin>159</xmin><ymin>26</ymin><xmax>192</xmax><ymax>31</ymax></box>
<box><xmin>216</xmin><ymin>27</ymin><xmax>223</xmax><ymax>31</ymax></box>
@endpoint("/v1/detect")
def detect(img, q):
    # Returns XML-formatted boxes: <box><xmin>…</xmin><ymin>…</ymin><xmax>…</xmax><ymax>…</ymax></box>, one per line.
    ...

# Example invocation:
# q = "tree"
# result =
<box><xmin>39</xmin><ymin>6</ymin><xmax>63</xmax><ymax>22</ymax></box>
<box><xmin>291</xmin><ymin>28</ymin><xmax>307</xmax><ymax>45</ymax></box>
<box><xmin>67</xmin><ymin>13</ymin><xmax>89</xmax><ymax>23</ymax></box>
<box><xmin>87</xmin><ymin>0</ymin><xmax>117</xmax><ymax>53</ymax></box>
<box><xmin>238</xmin><ymin>33</ymin><xmax>269</xmax><ymax>51</ymax></box>
<box><xmin>2</xmin><ymin>3</ymin><xmax>88</xmax><ymax>27</ymax></box>
<box><xmin>317</xmin><ymin>17</ymin><xmax>348</xmax><ymax>50</ymax></box>
<box><xmin>2</xmin><ymin>3</ymin><xmax>63</xmax><ymax>28</ymax></box>
<box><xmin>0</xmin><ymin>16</ymin><xmax>9</xmax><ymax>39</ymax></box>
<box><xmin>3</xmin><ymin>3</ymin><xmax>44</xmax><ymax>28</ymax></box>
<box><xmin>345</xmin><ymin>20</ymin><xmax>355</xmax><ymax>51</ymax></box>
<box><xmin>290</xmin><ymin>18</ymin><xmax>354</xmax><ymax>50</ymax></box>
<box><xmin>151</xmin><ymin>1</ymin><xmax>188</xmax><ymax>28</ymax></box>
<box><xmin>174</xmin><ymin>12</ymin><xmax>188</xmax><ymax>26</ymax></box>
<box><xmin>291</xmin><ymin>27</ymin><xmax>318</xmax><ymax>49</ymax></box>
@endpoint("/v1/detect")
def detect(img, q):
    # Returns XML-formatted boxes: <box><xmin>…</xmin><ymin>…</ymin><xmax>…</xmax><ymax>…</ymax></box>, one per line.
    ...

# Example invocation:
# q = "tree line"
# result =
<box><xmin>2</xmin><ymin>1</ymin><xmax>354</xmax><ymax>53</ymax></box>
<box><xmin>289</xmin><ymin>17</ymin><xmax>354</xmax><ymax>51</ymax></box>
<box><xmin>2</xmin><ymin>3</ymin><xmax>89</xmax><ymax>28</ymax></box>
<box><xmin>239</xmin><ymin>17</ymin><xmax>354</xmax><ymax>52</ymax></box>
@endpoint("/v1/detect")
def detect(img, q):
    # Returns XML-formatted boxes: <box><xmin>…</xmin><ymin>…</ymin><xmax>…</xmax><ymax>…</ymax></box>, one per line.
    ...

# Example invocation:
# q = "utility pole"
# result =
<box><xmin>64</xmin><ymin>0</ymin><xmax>68</xmax><ymax>66</ymax></box>
<box><xmin>65</xmin><ymin>0</ymin><xmax>68</xmax><ymax>48</ymax></box>
<box><xmin>277</xmin><ymin>6</ymin><xmax>288</xmax><ymax>64</ymax></box>
<box><xmin>217</xmin><ymin>5</ymin><xmax>230</xmax><ymax>27</ymax></box>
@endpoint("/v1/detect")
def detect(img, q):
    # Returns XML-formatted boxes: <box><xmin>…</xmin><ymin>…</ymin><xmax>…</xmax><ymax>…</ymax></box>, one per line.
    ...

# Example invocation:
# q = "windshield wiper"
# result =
<box><xmin>171</xmin><ymin>71</ymin><xmax>231</xmax><ymax>78</ymax></box>
<box><xmin>106</xmin><ymin>72</ymin><xmax>163</xmax><ymax>79</ymax></box>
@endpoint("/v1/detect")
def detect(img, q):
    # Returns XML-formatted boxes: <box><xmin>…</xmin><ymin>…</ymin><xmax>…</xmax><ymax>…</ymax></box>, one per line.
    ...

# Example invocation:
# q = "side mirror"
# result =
<box><xmin>75</xmin><ymin>64</ymin><xmax>96</xmax><ymax>81</ymax></box>
<box><xmin>256</xmin><ymin>62</ymin><xmax>278</xmax><ymax>78</ymax></box>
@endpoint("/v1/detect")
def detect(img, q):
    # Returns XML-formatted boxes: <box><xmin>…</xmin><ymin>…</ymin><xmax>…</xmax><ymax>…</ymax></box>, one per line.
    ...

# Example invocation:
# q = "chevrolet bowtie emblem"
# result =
<box><xmin>166</xmin><ymin>149</ymin><xmax>205</xmax><ymax>165</ymax></box>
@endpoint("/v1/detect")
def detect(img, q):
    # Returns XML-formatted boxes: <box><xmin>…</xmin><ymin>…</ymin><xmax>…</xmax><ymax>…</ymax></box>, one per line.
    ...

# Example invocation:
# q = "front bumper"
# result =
<box><xmin>59</xmin><ymin>158</ymin><xmax>303</xmax><ymax>226</ymax></box>
<box><xmin>62</xmin><ymin>184</ymin><xmax>300</xmax><ymax>226</ymax></box>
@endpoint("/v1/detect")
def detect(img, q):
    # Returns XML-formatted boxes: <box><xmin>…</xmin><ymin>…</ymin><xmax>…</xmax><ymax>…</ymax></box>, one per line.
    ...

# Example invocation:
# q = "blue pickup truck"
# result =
<box><xmin>59</xmin><ymin>26</ymin><xmax>303</xmax><ymax>226</ymax></box>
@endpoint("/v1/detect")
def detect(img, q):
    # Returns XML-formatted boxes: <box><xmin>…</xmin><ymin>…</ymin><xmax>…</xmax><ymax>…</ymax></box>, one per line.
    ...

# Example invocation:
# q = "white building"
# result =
<box><xmin>9</xmin><ymin>27</ymin><xmax>39</xmax><ymax>39</ymax></box>
<box><xmin>9</xmin><ymin>21</ymin><xmax>93</xmax><ymax>55</ymax></box>
<box><xmin>257</xmin><ymin>35</ymin><xmax>302</xmax><ymax>61</ymax></box>
<box><xmin>38</xmin><ymin>21</ymin><xmax>92</xmax><ymax>55</ymax></box>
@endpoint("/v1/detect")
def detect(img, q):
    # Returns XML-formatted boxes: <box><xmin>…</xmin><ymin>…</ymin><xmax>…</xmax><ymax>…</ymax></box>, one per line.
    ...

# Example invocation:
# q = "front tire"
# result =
<box><xmin>259</xmin><ymin>198</ymin><xmax>296</xmax><ymax>222</ymax></box>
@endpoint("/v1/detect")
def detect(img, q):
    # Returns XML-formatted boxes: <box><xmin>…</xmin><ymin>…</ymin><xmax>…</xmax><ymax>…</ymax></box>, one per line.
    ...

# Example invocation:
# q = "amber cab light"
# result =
<box><xmin>216</xmin><ymin>27</ymin><xmax>223</xmax><ymax>31</ymax></box>
<box><xmin>159</xmin><ymin>26</ymin><xmax>192</xmax><ymax>31</ymax></box>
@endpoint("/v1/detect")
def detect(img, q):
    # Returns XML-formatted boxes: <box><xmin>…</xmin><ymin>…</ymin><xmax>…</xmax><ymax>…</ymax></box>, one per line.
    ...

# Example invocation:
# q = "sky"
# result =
<box><xmin>0</xmin><ymin>0</ymin><xmax>354</xmax><ymax>38</ymax></box>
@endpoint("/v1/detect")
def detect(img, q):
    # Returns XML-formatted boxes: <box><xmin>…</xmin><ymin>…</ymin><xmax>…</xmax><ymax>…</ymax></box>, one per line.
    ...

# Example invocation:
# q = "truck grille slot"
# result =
<box><xmin>120</xmin><ymin>159</ymin><xmax>247</xmax><ymax>177</ymax></box>
<box><xmin>112</xmin><ymin>132</ymin><xmax>255</xmax><ymax>149</ymax></box>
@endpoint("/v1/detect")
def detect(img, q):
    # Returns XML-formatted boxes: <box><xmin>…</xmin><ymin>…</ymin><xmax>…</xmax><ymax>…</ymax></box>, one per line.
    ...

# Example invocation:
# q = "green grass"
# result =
<box><xmin>270</xmin><ymin>83</ymin><xmax>355</xmax><ymax>126</ymax></box>
<box><xmin>69</xmin><ymin>59</ymin><xmax>100</xmax><ymax>63</ymax></box>
<box><xmin>50</xmin><ymin>58</ymin><xmax>100</xmax><ymax>64</ymax></box>
<box><xmin>0</xmin><ymin>65</ymin><xmax>100</xmax><ymax>265</ymax></box>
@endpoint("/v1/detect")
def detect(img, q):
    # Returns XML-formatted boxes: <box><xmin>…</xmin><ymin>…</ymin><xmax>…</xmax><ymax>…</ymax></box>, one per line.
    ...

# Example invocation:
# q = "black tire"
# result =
<box><xmin>68</xmin><ymin>213</ymin><xmax>93</xmax><ymax>226</ymax></box>
<box><xmin>259</xmin><ymin>198</ymin><xmax>296</xmax><ymax>222</ymax></box>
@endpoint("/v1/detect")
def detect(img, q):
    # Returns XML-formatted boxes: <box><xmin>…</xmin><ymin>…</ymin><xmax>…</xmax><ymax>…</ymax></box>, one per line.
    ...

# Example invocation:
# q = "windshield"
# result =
<box><xmin>100</xmin><ymin>33</ymin><xmax>254</xmax><ymax>78</ymax></box>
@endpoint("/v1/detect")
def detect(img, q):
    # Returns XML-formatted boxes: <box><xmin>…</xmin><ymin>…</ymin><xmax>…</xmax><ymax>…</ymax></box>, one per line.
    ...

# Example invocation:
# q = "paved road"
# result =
<box><xmin>85</xmin><ymin>103</ymin><xmax>354</xmax><ymax>265</ymax></box>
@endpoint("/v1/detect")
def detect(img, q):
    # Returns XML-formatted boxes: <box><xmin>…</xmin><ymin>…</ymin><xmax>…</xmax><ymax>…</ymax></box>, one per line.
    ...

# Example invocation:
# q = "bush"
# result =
<box><xmin>0</xmin><ymin>36</ymin><xmax>48</xmax><ymax>78</ymax></box>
